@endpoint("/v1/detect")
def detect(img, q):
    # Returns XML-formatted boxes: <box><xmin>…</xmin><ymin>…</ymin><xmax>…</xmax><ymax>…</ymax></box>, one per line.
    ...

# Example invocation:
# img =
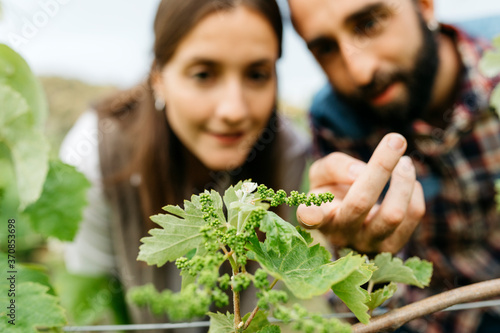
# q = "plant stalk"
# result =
<box><xmin>352</xmin><ymin>278</ymin><xmax>500</xmax><ymax>333</ymax></box>
<box><xmin>243</xmin><ymin>306</ymin><xmax>260</xmax><ymax>330</ymax></box>
<box><xmin>242</xmin><ymin>279</ymin><xmax>279</xmax><ymax>330</ymax></box>
<box><xmin>233</xmin><ymin>288</ymin><xmax>242</xmax><ymax>328</ymax></box>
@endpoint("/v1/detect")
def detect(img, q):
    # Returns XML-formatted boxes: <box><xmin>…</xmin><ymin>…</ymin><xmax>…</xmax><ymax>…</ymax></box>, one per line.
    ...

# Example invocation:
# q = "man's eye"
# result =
<box><xmin>312</xmin><ymin>41</ymin><xmax>338</xmax><ymax>58</ymax></box>
<box><xmin>354</xmin><ymin>10</ymin><xmax>390</xmax><ymax>37</ymax></box>
<box><xmin>355</xmin><ymin>18</ymin><xmax>381</xmax><ymax>37</ymax></box>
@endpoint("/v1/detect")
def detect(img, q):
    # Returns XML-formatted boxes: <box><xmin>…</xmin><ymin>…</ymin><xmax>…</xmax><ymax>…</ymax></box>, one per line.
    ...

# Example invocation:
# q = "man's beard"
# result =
<box><xmin>335</xmin><ymin>14</ymin><xmax>440</xmax><ymax>132</ymax></box>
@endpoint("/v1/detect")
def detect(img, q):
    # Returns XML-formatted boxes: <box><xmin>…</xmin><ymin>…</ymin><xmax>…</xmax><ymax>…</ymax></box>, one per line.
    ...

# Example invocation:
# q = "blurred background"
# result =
<box><xmin>0</xmin><ymin>0</ymin><xmax>499</xmax><ymax>149</ymax></box>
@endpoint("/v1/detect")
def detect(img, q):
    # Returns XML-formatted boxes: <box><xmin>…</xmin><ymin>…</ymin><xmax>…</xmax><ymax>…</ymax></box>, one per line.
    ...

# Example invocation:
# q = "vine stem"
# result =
<box><xmin>243</xmin><ymin>306</ymin><xmax>260</xmax><ymax>330</ymax></box>
<box><xmin>352</xmin><ymin>278</ymin><xmax>500</xmax><ymax>333</ymax></box>
<box><xmin>242</xmin><ymin>279</ymin><xmax>279</xmax><ymax>330</ymax></box>
<box><xmin>234</xmin><ymin>288</ymin><xmax>242</xmax><ymax>328</ymax></box>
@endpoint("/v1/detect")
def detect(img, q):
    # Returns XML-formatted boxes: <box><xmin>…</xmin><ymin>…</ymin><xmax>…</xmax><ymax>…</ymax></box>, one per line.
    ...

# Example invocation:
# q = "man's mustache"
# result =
<box><xmin>354</xmin><ymin>70</ymin><xmax>408</xmax><ymax>101</ymax></box>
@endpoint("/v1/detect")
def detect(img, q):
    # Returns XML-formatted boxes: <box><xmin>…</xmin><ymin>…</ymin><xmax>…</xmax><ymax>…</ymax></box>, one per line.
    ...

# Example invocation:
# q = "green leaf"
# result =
<box><xmin>403</xmin><ymin>257</ymin><xmax>433</xmax><ymax>287</ymax></box>
<box><xmin>490</xmin><ymin>84</ymin><xmax>500</xmax><ymax>112</ymax></box>
<box><xmin>208</xmin><ymin>312</ymin><xmax>235</xmax><ymax>333</ymax></box>
<box><xmin>138</xmin><ymin>192</ymin><xmax>212</xmax><ymax>267</ymax></box>
<box><xmin>23</xmin><ymin>160</ymin><xmax>90</xmax><ymax>241</ymax></box>
<box><xmin>480</xmin><ymin>50</ymin><xmax>500</xmax><ymax>78</ymax></box>
<box><xmin>0</xmin><ymin>282</ymin><xmax>66</xmax><ymax>332</ymax></box>
<box><xmin>248</xmin><ymin>234</ymin><xmax>367</xmax><ymax>299</ymax></box>
<box><xmin>0</xmin><ymin>84</ymin><xmax>49</xmax><ymax>209</ymax></box>
<box><xmin>224</xmin><ymin>182</ymin><xmax>242</xmax><ymax>226</ymax></box>
<box><xmin>55</xmin><ymin>271</ymin><xmax>127</xmax><ymax>325</ymax></box>
<box><xmin>370</xmin><ymin>253</ymin><xmax>432</xmax><ymax>288</ymax></box>
<box><xmin>258</xmin><ymin>212</ymin><xmax>305</xmax><ymax>252</ymax></box>
<box><xmin>365</xmin><ymin>282</ymin><xmax>398</xmax><ymax>311</ymax></box>
<box><xmin>0</xmin><ymin>44</ymin><xmax>48</xmax><ymax>128</ymax></box>
<box><xmin>242</xmin><ymin>310</ymin><xmax>270</xmax><ymax>333</ymax></box>
<box><xmin>256</xmin><ymin>325</ymin><xmax>281</xmax><ymax>333</ymax></box>
<box><xmin>331</xmin><ymin>262</ymin><xmax>375</xmax><ymax>324</ymax></box>
<box><xmin>480</xmin><ymin>35</ymin><xmax>500</xmax><ymax>78</ymax></box>
<box><xmin>494</xmin><ymin>35</ymin><xmax>500</xmax><ymax>49</ymax></box>
<box><xmin>0</xmin><ymin>252</ymin><xmax>54</xmax><ymax>294</ymax></box>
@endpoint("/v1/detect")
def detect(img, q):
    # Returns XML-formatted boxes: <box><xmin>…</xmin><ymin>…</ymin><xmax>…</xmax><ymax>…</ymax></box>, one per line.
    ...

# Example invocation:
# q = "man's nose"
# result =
<box><xmin>340</xmin><ymin>42</ymin><xmax>379</xmax><ymax>87</ymax></box>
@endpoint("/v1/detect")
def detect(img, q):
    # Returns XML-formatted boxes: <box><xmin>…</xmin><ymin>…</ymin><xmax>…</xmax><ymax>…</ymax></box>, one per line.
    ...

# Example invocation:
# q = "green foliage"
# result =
<box><xmin>365</xmin><ymin>282</ymin><xmax>398</xmax><ymax>310</ymax></box>
<box><xmin>480</xmin><ymin>35</ymin><xmax>500</xmax><ymax>111</ymax></box>
<box><xmin>0</xmin><ymin>252</ymin><xmax>54</xmax><ymax>293</ymax></box>
<box><xmin>0</xmin><ymin>83</ymin><xmax>49</xmax><ymax>209</ymax></box>
<box><xmin>54</xmin><ymin>270</ymin><xmax>129</xmax><ymax>326</ymax></box>
<box><xmin>0</xmin><ymin>44</ymin><xmax>48</xmax><ymax>128</ymax></box>
<box><xmin>0</xmin><ymin>44</ymin><xmax>91</xmax><ymax>329</ymax></box>
<box><xmin>132</xmin><ymin>181</ymin><xmax>433</xmax><ymax>332</ymax></box>
<box><xmin>208</xmin><ymin>312</ymin><xmax>236</xmax><ymax>333</ymax></box>
<box><xmin>371</xmin><ymin>253</ymin><xmax>432</xmax><ymax>288</ymax></box>
<box><xmin>137</xmin><ymin>194</ymin><xmax>208</xmax><ymax>267</ymax></box>
<box><xmin>273</xmin><ymin>303</ymin><xmax>351</xmax><ymax>333</ymax></box>
<box><xmin>24</xmin><ymin>160</ymin><xmax>90</xmax><ymax>241</ymax></box>
<box><xmin>0</xmin><ymin>256</ymin><xmax>66</xmax><ymax>331</ymax></box>
<box><xmin>0</xmin><ymin>254</ymin><xmax>67</xmax><ymax>332</ymax></box>
<box><xmin>331</xmin><ymin>261</ymin><xmax>375</xmax><ymax>324</ymax></box>
<box><xmin>0</xmin><ymin>282</ymin><xmax>66</xmax><ymax>332</ymax></box>
<box><xmin>0</xmin><ymin>44</ymin><xmax>90</xmax><ymax>239</ymax></box>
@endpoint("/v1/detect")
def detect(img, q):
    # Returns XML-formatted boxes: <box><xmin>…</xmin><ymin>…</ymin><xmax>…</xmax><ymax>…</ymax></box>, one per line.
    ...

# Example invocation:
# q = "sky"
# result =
<box><xmin>1</xmin><ymin>0</ymin><xmax>500</xmax><ymax>108</ymax></box>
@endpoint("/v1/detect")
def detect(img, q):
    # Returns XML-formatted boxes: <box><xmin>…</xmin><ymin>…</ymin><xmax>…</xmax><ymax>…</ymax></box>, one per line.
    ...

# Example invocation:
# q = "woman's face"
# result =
<box><xmin>154</xmin><ymin>6</ymin><xmax>279</xmax><ymax>171</ymax></box>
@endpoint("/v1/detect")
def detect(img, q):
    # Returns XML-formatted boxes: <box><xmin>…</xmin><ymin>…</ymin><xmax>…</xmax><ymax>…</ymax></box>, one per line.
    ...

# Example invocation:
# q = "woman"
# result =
<box><xmin>60</xmin><ymin>0</ymin><xmax>308</xmax><ymax>329</ymax></box>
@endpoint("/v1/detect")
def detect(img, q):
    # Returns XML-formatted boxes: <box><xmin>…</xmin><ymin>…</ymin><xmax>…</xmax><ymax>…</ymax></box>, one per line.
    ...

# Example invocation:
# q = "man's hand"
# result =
<box><xmin>297</xmin><ymin>133</ymin><xmax>425</xmax><ymax>254</ymax></box>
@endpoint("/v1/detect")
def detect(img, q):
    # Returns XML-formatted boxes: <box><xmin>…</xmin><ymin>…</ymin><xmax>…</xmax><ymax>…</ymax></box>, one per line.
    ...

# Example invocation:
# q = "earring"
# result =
<box><xmin>154</xmin><ymin>97</ymin><xmax>165</xmax><ymax>111</ymax></box>
<box><xmin>427</xmin><ymin>19</ymin><xmax>439</xmax><ymax>32</ymax></box>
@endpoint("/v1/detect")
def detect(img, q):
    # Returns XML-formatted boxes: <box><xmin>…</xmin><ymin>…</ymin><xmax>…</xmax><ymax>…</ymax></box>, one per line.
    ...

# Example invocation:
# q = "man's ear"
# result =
<box><xmin>415</xmin><ymin>0</ymin><xmax>436</xmax><ymax>24</ymax></box>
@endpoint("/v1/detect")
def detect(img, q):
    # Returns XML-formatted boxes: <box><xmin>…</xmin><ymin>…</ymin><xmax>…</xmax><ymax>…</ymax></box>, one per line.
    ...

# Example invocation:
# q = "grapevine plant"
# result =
<box><xmin>129</xmin><ymin>181</ymin><xmax>432</xmax><ymax>333</ymax></box>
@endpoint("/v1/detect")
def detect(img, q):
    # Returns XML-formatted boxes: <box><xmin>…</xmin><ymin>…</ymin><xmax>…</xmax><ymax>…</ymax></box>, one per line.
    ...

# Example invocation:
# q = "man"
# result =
<box><xmin>289</xmin><ymin>0</ymin><xmax>500</xmax><ymax>331</ymax></box>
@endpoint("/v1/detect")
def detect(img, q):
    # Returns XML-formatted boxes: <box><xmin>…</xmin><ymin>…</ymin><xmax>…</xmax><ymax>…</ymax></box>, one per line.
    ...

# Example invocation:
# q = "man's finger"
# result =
<box><xmin>366</xmin><ymin>155</ymin><xmax>416</xmax><ymax>240</ymax></box>
<box><xmin>379</xmin><ymin>181</ymin><xmax>425</xmax><ymax>253</ymax></box>
<box><xmin>308</xmin><ymin>152</ymin><xmax>366</xmax><ymax>189</ymax></box>
<box><xmin>335</xmin><ymin>133</ymin><xmax>407</xmax><ymax>227</ymax></box>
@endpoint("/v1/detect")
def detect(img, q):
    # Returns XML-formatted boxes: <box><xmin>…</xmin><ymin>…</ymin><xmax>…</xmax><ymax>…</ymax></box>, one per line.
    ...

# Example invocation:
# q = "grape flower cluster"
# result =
<box><xmin>256</xmin><ymin>184</ymin><xmax>334</xmax><ymax>207</ymax></box>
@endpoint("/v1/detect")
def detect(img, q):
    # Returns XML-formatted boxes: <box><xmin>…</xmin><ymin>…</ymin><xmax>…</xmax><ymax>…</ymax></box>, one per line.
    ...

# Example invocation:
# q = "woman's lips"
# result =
<box><xmin>209</xmin><ymin>132</ymin><xmax>245</xmax><ymax>145</ymax></box>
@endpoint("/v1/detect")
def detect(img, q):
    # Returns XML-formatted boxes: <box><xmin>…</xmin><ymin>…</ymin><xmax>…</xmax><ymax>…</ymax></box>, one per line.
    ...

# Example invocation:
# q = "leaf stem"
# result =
<box><xmin>367</xmin><ymin>280</ymin><xmax>375</xmax><ymax>294</ymax></box>
<box><xmin>242</xmin><ymin>279</ymin><xmax>279</xmax><ymax>329</ymax></box>
<box><xmin>243</xmin><ymin>305</ymin><xmax>260</xmax><ymax>330</ymax></box>
<box><xmin>223</xmin><ymin>248</ymin><xmax>237</xmax><ymax>271</ymax></box>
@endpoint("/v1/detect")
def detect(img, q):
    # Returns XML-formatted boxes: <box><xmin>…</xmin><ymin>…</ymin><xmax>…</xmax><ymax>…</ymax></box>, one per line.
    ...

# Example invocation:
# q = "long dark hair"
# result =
<box><xmin>96</xmin><ymin>0</ymin><xmax>286</xmax><ymax>225</ymax></box>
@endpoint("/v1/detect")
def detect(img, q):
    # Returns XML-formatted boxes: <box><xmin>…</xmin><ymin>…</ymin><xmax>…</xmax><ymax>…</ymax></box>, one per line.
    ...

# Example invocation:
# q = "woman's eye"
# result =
<box><xmin>248</xmin><ymin>71</ymin><xmax>270</xmax><ymax>82</ymax></box>
<box><xmin>192</xmin><ymin>71</ymin><xmax>213</xmax><ymax>81</ymax></box>
<box><xmin>245</xmin><ymin>68</ymin><xmax>272</xmax><ymax>86</ymax></box>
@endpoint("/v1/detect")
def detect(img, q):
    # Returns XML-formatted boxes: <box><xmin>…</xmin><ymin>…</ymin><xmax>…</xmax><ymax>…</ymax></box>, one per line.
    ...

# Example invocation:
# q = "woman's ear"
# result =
<box><xmin>151</xmin><ymin>69</ymin><xmax>167</xmax><ymax>111</ymax></box>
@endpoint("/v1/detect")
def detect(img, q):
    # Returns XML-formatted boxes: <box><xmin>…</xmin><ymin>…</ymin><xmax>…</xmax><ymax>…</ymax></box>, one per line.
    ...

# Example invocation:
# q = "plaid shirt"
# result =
<box><xmin>310</xmin><ymin>25</ymin><xmax>500</xmax><ymax>332</ymax></box>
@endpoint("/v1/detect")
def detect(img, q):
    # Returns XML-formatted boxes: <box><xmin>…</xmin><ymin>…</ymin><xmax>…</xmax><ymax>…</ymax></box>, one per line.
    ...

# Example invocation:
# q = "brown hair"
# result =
<box><xmin>96</xmin><ymin>0</ymin><xmax>285</xmax><ymax>226</ymax></box>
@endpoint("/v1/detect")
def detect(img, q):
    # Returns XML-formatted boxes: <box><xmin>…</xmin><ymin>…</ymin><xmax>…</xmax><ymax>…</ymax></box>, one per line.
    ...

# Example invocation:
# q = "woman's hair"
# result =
<box><xmin>153</xmin><ymin>0</ymin><xmax>283</xmax><ymax>68</ymax></box>
<box><xmin>96</xmin><ymin>0</ymin><xmax>284</xmax><ymax>227</ymax></box>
